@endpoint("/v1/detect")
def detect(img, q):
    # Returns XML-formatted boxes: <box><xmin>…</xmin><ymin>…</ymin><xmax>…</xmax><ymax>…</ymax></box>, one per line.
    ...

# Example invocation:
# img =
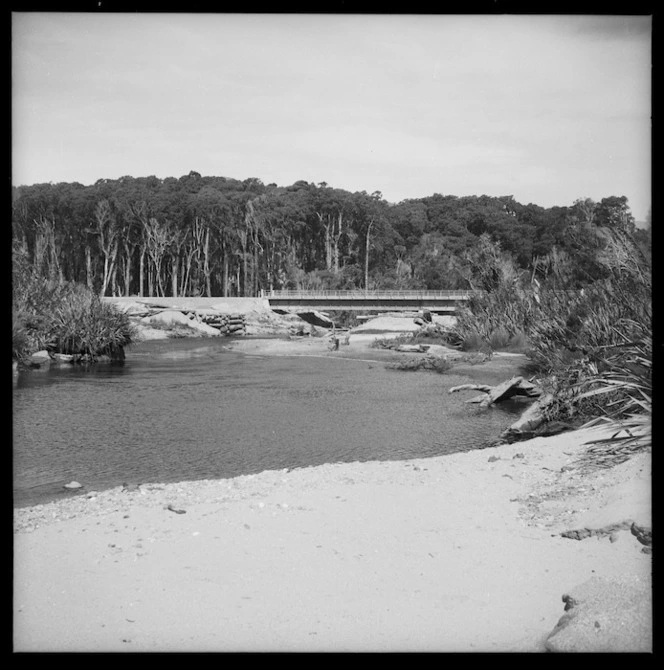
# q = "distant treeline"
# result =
<box><xmin>11</xmin><ymin>172</ymin><xmax>651</xmax><ymax>297</ymax></box>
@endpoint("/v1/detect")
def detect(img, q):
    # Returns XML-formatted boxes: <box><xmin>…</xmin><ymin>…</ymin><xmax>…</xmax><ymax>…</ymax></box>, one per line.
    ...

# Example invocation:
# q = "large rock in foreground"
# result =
<box><xmin>545</xmin><ymin>574</ymin><xmax>652</xmax><ymax>652</ymax></box>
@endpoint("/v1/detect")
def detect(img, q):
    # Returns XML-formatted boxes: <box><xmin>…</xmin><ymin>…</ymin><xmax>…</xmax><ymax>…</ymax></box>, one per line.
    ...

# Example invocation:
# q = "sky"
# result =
<box><xmin>12</xmin><ymin>13</ymin><xmax>652</xmax><ymax>221</ymax></box>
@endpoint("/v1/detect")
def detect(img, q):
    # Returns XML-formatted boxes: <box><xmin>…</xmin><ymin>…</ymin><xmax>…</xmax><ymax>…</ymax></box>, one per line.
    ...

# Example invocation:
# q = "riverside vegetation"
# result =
<box><xmin>12</xmin><ymin>172</ymin><xmax>651</xmax><ymax>451</ymax></box>
<box><xmin>445</xmin><ymin>227</ymin><xmax>650</xmax><ymax>451</ymax></box>
<box><xmin>12</xmin><ymin>244</ymin><xmax>135</xmax><ymax>365</ymax></box>
<box><xmin>368</xmin><ymin>221</ymin><xmax>650</xmax><ymax>453</ymax></box>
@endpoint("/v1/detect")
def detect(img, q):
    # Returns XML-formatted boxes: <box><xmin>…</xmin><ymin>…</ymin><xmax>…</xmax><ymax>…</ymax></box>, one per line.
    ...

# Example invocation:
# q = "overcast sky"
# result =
<box><xmin>12</xmin><ymin>13</ymin><xmax>652</xmax><ymax>220</ymax></box>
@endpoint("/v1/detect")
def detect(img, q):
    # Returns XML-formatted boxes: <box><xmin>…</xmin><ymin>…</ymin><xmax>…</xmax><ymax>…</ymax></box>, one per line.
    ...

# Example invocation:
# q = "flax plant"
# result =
<box><xmin>450</xmin><ymin>226</ymin><xmax>651</xmax><ymax>451</ymax></box>
<box><xmin>13</xmin><ymin>245</ymin><xmax>135</xmax><ymax>362</ymax></box>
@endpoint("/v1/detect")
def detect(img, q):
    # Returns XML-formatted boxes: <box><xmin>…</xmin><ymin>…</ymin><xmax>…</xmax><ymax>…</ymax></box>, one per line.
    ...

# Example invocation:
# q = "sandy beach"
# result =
<box><xmin>13</xmin><ymin>319</ymin><xmax>652</xmax><ymax>652</ymax></box>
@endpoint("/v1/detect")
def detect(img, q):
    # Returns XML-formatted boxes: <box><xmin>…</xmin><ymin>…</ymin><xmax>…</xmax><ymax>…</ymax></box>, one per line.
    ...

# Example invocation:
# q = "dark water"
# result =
<box><xmin>13</xmin><ymin>338</ymin><xmax>527</xmax><ymax>508</ymax></box>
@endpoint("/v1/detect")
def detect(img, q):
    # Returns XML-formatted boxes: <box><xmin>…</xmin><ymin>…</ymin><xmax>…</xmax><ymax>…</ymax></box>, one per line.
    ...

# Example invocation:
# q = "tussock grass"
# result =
<box><xmin>488</xmin><ymin>326</ymin><xmax>511</xmax><ymax>351</ymax></box>
<box><xmin>450</xmin><ymin>228</ymin><xmax>651</xmax><ymax>449</ymax></box>
<box><xmin>460</xmin><ymin>332</ymin><xmax>492</xmax><ymax>353</ymax></box>
<box><xmin>12</xmin><ymin>248</ymin><xmax>135</xmax><ymax>362</ymax></box>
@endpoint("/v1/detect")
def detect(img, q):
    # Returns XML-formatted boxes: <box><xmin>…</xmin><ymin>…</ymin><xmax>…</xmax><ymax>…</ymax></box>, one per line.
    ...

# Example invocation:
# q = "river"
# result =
<box><xmin>13</xmin><ymin>338</ymin><xmax>528</xmax><ymax>508</ymax></box>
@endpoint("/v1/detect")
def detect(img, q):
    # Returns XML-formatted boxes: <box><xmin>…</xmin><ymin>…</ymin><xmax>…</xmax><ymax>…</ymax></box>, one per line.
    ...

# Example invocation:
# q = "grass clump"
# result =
<box><xmin>488</xmin><ymin>326</ymin><xmax>511</xmax><ymax>351</ymax></box>
<box><xmin>449</xmin><ymin>228</ymin><xmax>651</xmax><ymax>451</ymax></box>
<box><xmin>12</xmin><ymin>246</ymin><xmax>135</xmax><ymax>363</ymax></box>
<box><xmin>460</xmin><ymin>332</ymin><xmax>492</xmax><ymax>353</ymax></box>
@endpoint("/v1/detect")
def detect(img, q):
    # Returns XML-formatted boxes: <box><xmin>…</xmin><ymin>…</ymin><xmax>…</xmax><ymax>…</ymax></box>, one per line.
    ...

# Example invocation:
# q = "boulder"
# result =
<box><xmin>631</xmin><ymin>523</ymin><xmax>652</xmax><ymax>547</ymax></box>
<box><xmin>141</xmin><ymin>309</ymin><xmax>192</xmax><ymax>326</ymax></box>
<box><xmin>29</xmin><ymin>350</ymin><xmax>51</xmax><ymax>367</ymax></box>
<box><xmin>545</xmin><ymin>574</ymin><xmax>652</xmax><ymax>652</ymax></box>
<box><xmin>142</xmin><ymin>310</ymin><xmax>221</xmax><ymax>336</ymax></box>
<box><xmin>52</xmin><ymin>353</ymin><xmax>75</xmax><ymax>364</ymax></box>
<box><xmin>63</xmin><ymin>481</ymin><xmax>83</xmax><ymax>490</ymax></box>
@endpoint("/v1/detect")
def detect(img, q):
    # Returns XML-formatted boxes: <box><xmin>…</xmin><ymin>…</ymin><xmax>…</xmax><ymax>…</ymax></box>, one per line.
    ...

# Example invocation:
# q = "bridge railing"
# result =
<box><xmin>265</xmin><ymin>289</ymin><xmax>478</xmax><ymax>300</ymax></box>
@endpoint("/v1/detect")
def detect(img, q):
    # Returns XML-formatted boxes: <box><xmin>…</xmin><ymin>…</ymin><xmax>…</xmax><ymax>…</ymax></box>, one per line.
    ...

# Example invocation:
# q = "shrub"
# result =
<box><xmin>488</xmin><ymin>326</ymin><xmax>511</xmax><ymax>351</ymax></box>
<box><xmin>12</xmin><ymin>312</ymin><xmax>32</xmax><ymax>361</ymax></box>
<box><xmin>12</xmin><ymin>253</ymin><xmax>135</xmax><ymax>362</ymax></box>
<box><xmin>49</xmin><ymin>287</ymin><xmax>135</xmax><ymax>358</ymax></box>
<box><xmin>370</xmin><ymin>333</ymin><xmax>413</xmax><ymax>349</ymax></box>
<box><xmin>506</xmin><ymin>330</ymin><xmax>529</xmax><ymax>353</ymax></box>
<box><xmin>457</xmin><ymin>351</ymin><xmax>492</xmax><ymax>365</ymax></box>
<box><xmin>450</xmin><ymin>227</ymin><xmax>651</xmax><ymax>449</ymax></box>
<box><xmin>460</xmin><ymin>332</ymin><xmax>491</xmax><ymax>353</ymax></box>
<box><xmin>410</xmin><ymin>323</ymin><xmax>454</xmax><ymax>346</ymax></box>
<box><xmin>532</xmin><ymin>230</ymin><xmax>651</xmax><ymax>448</ymax></box>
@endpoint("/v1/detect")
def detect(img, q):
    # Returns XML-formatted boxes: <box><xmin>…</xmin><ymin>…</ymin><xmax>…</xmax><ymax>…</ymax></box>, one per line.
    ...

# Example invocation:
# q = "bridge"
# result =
<box><xmin>264</xmin><ymin>290</ymin><xmax>476</xmax><ymax>314</ymax></box>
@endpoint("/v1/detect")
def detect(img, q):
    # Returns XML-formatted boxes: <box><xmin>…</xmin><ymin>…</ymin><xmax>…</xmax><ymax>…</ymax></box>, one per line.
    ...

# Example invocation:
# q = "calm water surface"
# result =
<box><xmin>13</xmin><ymin>338</ymin><xmax>527</xmax><ymax>508</ymax></box>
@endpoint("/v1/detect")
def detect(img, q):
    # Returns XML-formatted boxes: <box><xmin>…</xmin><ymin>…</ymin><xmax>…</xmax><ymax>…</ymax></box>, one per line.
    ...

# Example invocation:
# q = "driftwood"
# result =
<box><xmin>396</xmin><ymin>344</ymin><xmax>431</xmax><ymax>353</ymax></box>
<box><xmin>450</xmin><ymin>375</ymin><xmax>558</xmax><ymax>440</ymax></box>
<box><xmin>449</xmin><ymin>376</ymin><xmax>542</xmax><ymax>408</ymax></box>
<box><xmin>449</xmin><ymin>383</ymin><xmax>493</xmax><ymax>394</ymax></box>
<box><xmin>501</xmin><ymin>393</ymin><xmax>554</xmax><ymax>439</ymax></box>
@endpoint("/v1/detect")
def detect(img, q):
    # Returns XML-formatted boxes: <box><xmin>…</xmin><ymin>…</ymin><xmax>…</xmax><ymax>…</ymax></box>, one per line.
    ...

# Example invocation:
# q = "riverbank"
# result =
<box><xmin>14</xmin><ymin>419</ymin><xmax>651</xmax><ymax>652</ymax></box>
<box><xmin>14</xmin><ymin>311</ymin><xmax>651</xmax><ymax>651</ymax></box>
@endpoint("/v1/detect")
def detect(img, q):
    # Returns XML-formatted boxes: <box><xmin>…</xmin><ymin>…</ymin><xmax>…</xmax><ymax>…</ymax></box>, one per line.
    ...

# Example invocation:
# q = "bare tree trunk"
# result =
<box><xmin>110</xmin><ymin>260</ymin><xmax>118</xmax><ymax>296</ymax></box>
<box><xmin>101</xmin><ymin>256</ymin><xmax>110</xmax><ymax>296</ymax></box>
<box><xmin>139</xmin><ymin>250</ymin><xmax>145</xmax><ymax>297</ymax></box>
<box><xmin>316</xmin><ymin>213</ymin><xmax>333</xmax><ymax>271</ymax></box>
<box><xmin>242</xmin><ymin>248</ymin><xmax>248</xmax><ymax>296</ymax></box>
<box><xmin>171</xmin><ymin>256</ymin><xmax>178</xmax><ymax>297</ymax></box>
<box><xmin>268</xmin><ymin>245</ymin><xmax>275</xmax><ymax>293</ymax></box>
<box><xmin>253</xmin><ymin>246</ymin><xmax>259</xmax><ymax>296</ymax></box>
<box><xmin>85</xmin><ymin>245</ymin><xmax>94</xmax><ymax>290</ymax></box>
<box><xmin>122</xmin><ymin>241</ymin><xmax>133</xmax><ymax>296</ymax></box>
<box><xmin>155</xmin><ymin>257</ymin><xmax>165</xmax><ymax>297</ymax></box>
<box><xmin>33</xmin><ymin>233</ymin><xmax>47</xmax><ymax>275</ymax></box>
<box><xmin>222</xmin><ymin>239</ymin><xmax>230</xmax><ymax>297</ymax></box>
<box><xmin>203</xmin><ymin>227</ymin><xmax>211</xmax><ymax>297</ymax></box>
<box><xmin>181</xmin><ymin>254</ymin><xmax>193</xmax><ymax>296</ymax></box>
<box><xmin>365</xmin><ymin>219</ymin><xmax>374</xmax><ymax>291</ymax></box>
<box><xmin>333</xmin><ymin>212</ymin><xmax>344</xmax><ymax>274</ymax></box>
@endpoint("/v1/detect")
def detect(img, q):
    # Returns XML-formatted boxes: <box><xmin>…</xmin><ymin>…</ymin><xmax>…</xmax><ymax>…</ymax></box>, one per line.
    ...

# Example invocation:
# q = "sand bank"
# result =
<box><xmin>14</xmin><ymin>421</ymin><xmax>650</xmax><ymax>652</ymax></box>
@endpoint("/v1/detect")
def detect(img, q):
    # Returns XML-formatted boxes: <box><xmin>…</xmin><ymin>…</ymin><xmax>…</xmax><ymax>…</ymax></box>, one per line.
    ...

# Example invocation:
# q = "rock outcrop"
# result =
<box><xmin>28</xmin><ymin>350</ymin><xmax>52</xmax><ymax>368</ymax></box>
<box><xmin>141</xmin><ymin>310</ymin><xmax>222</xmax><ymax>336</ymax></box>
<box><xmin>545</xmin><ymin>574</ymin><xmax>652</xmax><ymax>652</ymax></box>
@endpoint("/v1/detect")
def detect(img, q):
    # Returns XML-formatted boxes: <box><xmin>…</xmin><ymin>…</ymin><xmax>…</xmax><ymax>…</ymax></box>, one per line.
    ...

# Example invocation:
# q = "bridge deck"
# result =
<box><xmin>266</xmin><ymin>290</ymin><xmax>474</xmax><ymax>299</ymax></box>
<box><xmin>265</xmin><ymin>290</ymin><xmax>474</xmax><ymax>313</ymax></box>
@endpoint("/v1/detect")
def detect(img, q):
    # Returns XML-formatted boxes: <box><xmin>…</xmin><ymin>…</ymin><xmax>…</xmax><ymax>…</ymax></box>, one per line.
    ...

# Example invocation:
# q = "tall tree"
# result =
<box><xmin>90</xmin><ymin>199</ymin><xmax>119</xmax><ymax>297</ymax></box>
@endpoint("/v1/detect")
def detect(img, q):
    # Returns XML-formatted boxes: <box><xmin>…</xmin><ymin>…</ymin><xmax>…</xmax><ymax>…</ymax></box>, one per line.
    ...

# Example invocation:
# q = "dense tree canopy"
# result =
<box><xmin>11</xmin><ymin>173</ymin><xmax>647</xmax><ymax>297</ymax></box>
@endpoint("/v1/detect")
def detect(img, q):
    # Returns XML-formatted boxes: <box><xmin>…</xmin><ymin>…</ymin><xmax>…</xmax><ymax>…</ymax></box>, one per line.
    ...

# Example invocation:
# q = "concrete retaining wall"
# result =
<box><xmin>103</xmin><ymin>297</ymin><xmax>272</xmax><ymax>315</ymax></box>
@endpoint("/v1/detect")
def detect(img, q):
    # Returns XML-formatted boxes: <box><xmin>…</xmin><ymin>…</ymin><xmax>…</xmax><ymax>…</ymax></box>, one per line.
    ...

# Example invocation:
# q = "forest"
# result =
<box><xmin>12</xmin><ymin>171</ymin><xmax>651</xmax><ymax>443</ymax></box>
<box><xmin>11</xmin><ymin>172</ymin><xmax>651</xmax><ymax>298</ymax></box>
